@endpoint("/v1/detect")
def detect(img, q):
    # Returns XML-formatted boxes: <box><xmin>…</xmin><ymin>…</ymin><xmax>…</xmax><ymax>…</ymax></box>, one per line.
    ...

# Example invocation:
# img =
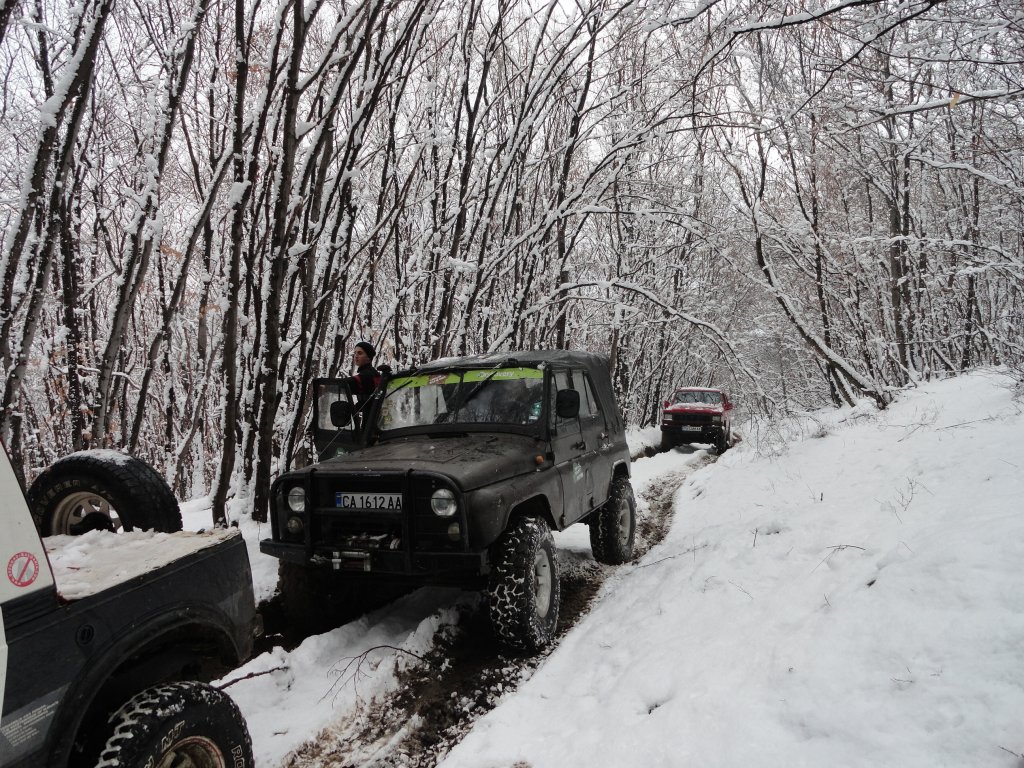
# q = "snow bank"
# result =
<box><xmin>440</xmin><ymin>369</ymin><xmax>1024</xmax><ymax>768</ymax></box>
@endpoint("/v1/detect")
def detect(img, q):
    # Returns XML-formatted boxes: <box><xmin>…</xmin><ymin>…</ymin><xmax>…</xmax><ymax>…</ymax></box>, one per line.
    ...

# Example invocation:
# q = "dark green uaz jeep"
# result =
<box><xmin>259</xmin><ymin>350</ymin><xmax>636</xmax><ymax>653</ymax></box>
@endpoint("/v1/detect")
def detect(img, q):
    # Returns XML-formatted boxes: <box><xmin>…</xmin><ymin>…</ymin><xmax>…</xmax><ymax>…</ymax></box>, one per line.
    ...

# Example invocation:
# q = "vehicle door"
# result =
<box><xmin>311</xmin><ymin>378</ymin><xmax>360</xmax><ymax>462</ymax></box>
<box><xmin>549</xmin><ymin>368</ymin><xmax>597</xmax><ymax>527</ymax></box>
<box><xmin>1</xmin><ymin>443</ymin><xmax>58</xmax><ymax>766</ymax></box>
<box><xmin>578</xmin><ymin>370</ymin><xmax>614</xmax><ymax>507</ymax></box>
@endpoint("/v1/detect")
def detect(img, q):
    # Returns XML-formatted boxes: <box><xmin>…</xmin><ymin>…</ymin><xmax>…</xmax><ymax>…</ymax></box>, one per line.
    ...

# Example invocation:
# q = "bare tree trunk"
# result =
<box><xmin>252</xmin><ymin>0</ymin><xmax>307</xmax><ymax>524</ymax></box>
<box><xmin>92</xmin><ymin>0</ymin><xmax>212</xmax><ymax>444</ymax></box>
<box><xmin>0</xmin><ymin>0</ymin><xmax>112</xmax><ymax>447</ymax></box>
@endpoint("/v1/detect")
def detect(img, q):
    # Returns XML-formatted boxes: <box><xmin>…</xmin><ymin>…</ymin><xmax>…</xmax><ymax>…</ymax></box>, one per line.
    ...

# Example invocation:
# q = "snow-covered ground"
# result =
<box><xmin>440</xmin><ymin>369</ymin><xmax>1024</xmax><ymax>768</ymax></box>
<box><xmin>202</xmin><ymin>368</ymin><xmax>1020</xmax><ymax>767</ymax></box>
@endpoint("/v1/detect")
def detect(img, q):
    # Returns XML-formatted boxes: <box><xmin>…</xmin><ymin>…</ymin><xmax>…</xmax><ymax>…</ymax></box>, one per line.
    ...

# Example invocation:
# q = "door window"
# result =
<box><xmin>579</xmin><ymin>373</ymin><xmax>600</xmax><ymax>418</ymax></box>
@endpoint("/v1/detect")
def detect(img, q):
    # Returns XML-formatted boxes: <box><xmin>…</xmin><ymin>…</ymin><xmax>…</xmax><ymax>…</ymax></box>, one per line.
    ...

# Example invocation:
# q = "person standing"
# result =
<box><xmin>348</xmin><ymin>340</ymin><xmax>380</xmax><ymax>409</ymax></box>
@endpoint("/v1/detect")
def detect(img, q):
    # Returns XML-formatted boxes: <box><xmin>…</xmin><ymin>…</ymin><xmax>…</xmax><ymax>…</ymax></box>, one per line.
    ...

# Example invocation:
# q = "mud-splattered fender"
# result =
<box><xmin>464</xmin><ymin>467</ymin><xmax>565</xmax><ymax>549</ymax></box>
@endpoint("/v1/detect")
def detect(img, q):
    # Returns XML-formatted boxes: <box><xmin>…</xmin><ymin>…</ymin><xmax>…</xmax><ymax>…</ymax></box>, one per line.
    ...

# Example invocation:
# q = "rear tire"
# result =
<box><xmin>589</xmin><ymin>476</ymin><xmax>636</xmax><ymax>565</ymax></box>
<box><xmin>26</xmin><ymin>451</ymin><xmax>181</xmax><ymax>536</ymax></box>
<box><xmin>488</xmin><ymin>517</ymin><xmax>560</xmax><ymax>654</ymax></box>
<box><xmin>96</xmin><ymin>681</ymin><xmax>252</xmax><ymax>768</ymax></box>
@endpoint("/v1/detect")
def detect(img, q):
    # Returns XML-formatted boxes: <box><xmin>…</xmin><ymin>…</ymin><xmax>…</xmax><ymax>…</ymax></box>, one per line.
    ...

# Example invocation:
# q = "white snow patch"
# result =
<box><xmin>45</xmin><ymin>529</ymin><xmax>240</xmax><ymax>600</ymax></box>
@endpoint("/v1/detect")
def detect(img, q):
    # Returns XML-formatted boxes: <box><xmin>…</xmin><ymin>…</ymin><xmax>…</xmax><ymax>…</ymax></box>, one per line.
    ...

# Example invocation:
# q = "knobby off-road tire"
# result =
<box><xmin>278</xmin><ymin>560</ymin><xmax>356</xmax><ymax>636</ymax></box>
<box><xmin>589</xmin><ymin>475</ymin><xmax>636</xmax><ymax>565</ymax></box>
<box><xmin>26</xmin><ymin>451</ymin><xmax>181</xmax><ymax>536</ymax></box>
<box><xmin>488</xmin><ymin>516</ymin><xmax>561</xmax><ymax>654</ymax></box>
<box><xmin>96</xmin><ymin>681</ymin><xmax>252</xmax><ymax>768</ymax></box>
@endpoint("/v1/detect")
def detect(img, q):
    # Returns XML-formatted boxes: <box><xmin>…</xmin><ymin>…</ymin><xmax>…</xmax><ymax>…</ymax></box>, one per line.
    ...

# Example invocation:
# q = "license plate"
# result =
<box><xmin>677</xmin><ymin>425</ymin><xmax>701</xmax><ymax>432</ymax></box>
<box><xmin>335</xmin><ymin>492</ymin><xmax>403</xmax><ymax>510</ymax></box>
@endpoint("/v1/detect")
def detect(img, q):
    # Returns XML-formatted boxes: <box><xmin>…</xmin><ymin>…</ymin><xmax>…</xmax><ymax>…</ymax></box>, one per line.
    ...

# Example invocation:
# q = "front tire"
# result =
<box><xmin>96</xmin><ymin>681</ymin><xmax>252</xmax><ymax>768</ymax></box>
<box><xmin>488</xmin><ymin>517</ymin><xmax>560</xmax><ymax>654</ymax></box>
<box><xmin>590</xmin><ymin>475</ymin><xmax>636</xmax><ymax>565</ymax></box>
<box><xmin>26</xmin><ymin>451</ymin><xmax>181</xmax><ymax>536</ymax></box>
<box><xmin>715</xmin><ymin>427</ymin><xmax>730</xmax><ymax>453</ymax></box>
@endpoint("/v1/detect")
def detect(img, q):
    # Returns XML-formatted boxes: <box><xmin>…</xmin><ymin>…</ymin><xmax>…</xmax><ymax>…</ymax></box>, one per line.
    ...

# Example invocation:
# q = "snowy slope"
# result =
<box><xmin>438</xmin><ymin>369</ymin><xmax>1024</xmax><ymax>768</ymax></box>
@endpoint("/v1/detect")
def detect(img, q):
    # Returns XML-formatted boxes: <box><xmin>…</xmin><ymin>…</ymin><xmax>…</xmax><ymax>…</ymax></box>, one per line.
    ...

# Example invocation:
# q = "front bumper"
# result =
<box><xmin>260</xmin><ymin>538</ymin><xmax>488</xmax><ymax>580</ymax></box>
<box><xmin>661</xmin><ymin>424</ymin><xmax>722</xmax><ymax>439</ymax></box>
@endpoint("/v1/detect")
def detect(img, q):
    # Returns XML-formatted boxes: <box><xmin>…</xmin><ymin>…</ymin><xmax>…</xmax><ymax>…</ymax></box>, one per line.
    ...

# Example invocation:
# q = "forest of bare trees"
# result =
<box><xmin>1</xmin><ymin>0</ymin><xmax>1020</xmax><ymax>521</ymax></box>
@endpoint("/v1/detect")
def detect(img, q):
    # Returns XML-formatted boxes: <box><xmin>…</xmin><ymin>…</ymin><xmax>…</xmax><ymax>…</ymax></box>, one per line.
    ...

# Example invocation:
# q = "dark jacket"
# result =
<box><xmin>348</xmin><ymin>363</ymin><xmax>380</xmax><ymax>408</ymax></box>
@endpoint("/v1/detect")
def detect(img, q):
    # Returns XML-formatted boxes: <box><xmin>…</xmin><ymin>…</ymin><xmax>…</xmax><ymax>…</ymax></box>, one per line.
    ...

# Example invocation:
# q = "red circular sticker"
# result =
<box><xmin>7</xmin><ymin>551</ymin><xmax>40</xmax><ymax>588</ymax></box>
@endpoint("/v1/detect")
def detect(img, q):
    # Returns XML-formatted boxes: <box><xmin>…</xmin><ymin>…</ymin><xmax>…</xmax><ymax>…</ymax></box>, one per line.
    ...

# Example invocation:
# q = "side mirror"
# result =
<box><xmin>555</xmin><ymin>389</ymin><xmax>580</xmax><ymax>419</ymax></box>
<box><xmin>663</xmin><ymin>400</ymin><xmax>671</xmax><ymax>408</ymax></box>
<box><xmin>330</xmin><ymin>400</ymin><xmax>353</xmax><ymax>427</ymax></box>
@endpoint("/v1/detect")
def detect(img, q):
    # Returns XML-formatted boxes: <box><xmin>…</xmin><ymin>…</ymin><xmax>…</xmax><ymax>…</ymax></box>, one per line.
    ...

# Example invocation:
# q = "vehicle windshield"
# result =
<box><xmin>672</xmin><ymin>390</ymin><xmax>722</xmax><ymax>405</ymax></box>
<box><xmin>378</xmin><ymin>367</ymin><xmax>545</xmax><ymax>432</ymax></box>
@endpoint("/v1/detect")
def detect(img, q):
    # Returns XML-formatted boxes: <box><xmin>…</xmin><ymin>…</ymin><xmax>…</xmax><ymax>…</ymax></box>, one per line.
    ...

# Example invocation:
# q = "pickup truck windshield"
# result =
<box><xmin>379</xmin><ymin>367</ymin><xmax>545</xmax><ymax>431</ymax></box>
<box><xmin>672</xmin><ymin>390</ymin><xmax>722</xmax><ymax>405</ymax></box>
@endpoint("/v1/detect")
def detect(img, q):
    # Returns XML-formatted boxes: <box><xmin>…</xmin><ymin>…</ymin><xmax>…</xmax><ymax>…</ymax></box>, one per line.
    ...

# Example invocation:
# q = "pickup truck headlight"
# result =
<box><xmin>431</xmin><ymin>488</ymin><xmax>457</xmax><ymax>517</ymax></box>
<box><xmin>712</xmin><ymin>415</ymin><xmax>722</xmax><ymax>423</ymax></box>
<box><xmin>287</xmin><ymin>486</ymin><xmax>306</xmax><ymax>512</ymax></box>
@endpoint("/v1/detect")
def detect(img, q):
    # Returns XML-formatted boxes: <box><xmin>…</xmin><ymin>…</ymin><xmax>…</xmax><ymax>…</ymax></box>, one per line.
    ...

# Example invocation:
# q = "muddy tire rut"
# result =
<box><xmin>279</xmin><ymin>454</ymin><xmax>713</xmax><ymax>767</ymax></box>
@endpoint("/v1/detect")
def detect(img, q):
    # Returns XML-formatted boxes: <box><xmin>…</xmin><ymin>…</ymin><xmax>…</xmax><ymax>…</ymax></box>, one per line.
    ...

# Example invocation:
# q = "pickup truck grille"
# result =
<box><xmin>672</xmin><ymin>413</ymin><xmax>713</xmax><ymax>426</ymax></box>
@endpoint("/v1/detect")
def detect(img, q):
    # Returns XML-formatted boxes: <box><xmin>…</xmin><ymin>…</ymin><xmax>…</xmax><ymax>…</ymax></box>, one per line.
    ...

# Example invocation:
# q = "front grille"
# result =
<box><xmin>673</xmin><ymin>413</ymin><xmax>713</xmax><ymax>426</ymax></box>
<box><xmin>316</xmin><ymin>512</ymin><xmax>402</xmax><ymax>546</ymax></box>
<box><xmin>310</xmin><ymin>471</ymin><xmax>465</xmax><ymax>553</ymax></box>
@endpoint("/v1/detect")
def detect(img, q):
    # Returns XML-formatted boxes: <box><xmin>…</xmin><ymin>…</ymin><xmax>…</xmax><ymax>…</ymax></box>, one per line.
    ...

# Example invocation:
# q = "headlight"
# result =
<box><xmin>431</xmin><ymin>488</ymin><xmax>457</xmax><ymax>517</ymax></box>
<box><xmin>287</xmin><ymin>486</ymin><xmax>306</xmax><ymax>512</ymax></box>
<box><xmin>712</xmin><ymin>415</ymin><xmax>722</xmax><ymax>423</ymax></box>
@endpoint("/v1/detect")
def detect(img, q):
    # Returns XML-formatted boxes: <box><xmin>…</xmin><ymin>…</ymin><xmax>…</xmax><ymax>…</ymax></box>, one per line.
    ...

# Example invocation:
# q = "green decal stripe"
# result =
<box><xmin>462</xmin><ymin>367</ymin><xmax>543</xmax><ymax>382</ymax></box>
<box><xmin>387</xmin><ymin>373</ymin><xmax>458</xmax><ymax>391</ymax></box>
<box><xmin>388</xmin><ymin>368</ymin><xmax>542</xmax><ymax>390</ymax></box>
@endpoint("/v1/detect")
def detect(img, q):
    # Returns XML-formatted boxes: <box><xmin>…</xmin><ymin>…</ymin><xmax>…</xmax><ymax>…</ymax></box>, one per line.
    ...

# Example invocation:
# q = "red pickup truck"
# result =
<box><xmin>660</xmin><ymin>387</ymin><xmax>734</xmax><ymax>453</ymax></box>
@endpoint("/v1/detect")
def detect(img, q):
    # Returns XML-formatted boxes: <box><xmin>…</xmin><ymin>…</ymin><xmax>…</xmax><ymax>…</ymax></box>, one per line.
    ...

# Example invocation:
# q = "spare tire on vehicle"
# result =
<box><xmin>26</xmin><ymin>450</ymin><xmax>182</xmax><ymax>536</ymax></box>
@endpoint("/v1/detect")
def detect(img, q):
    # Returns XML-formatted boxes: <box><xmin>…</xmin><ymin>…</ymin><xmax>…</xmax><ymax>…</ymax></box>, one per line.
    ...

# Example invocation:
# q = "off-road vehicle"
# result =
<box><xmin>260</xmin><ymin>350</ymin><xmax>636</xmax><ymax>653</ymax></box>
<box><xmin>660</xmin><ymin>386</ymin><xmax>735</xmax><ymax>452</ymax></box>
<box><xmin>0</xmin><ymin>444</ymin><xmax>258</xmax><ymax>768</ymax></box>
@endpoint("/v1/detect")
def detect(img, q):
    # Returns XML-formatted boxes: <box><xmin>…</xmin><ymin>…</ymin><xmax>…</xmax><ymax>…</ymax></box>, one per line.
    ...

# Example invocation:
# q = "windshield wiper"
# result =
<box><xmin>381</xmin><ymin>365</ymin><xmax>425</xmax><ymax>401</ymax></box>
<box><xmin>449</xmin><ymin>365</ymin><xmax>504</xmax><ymax>415</ymax></box>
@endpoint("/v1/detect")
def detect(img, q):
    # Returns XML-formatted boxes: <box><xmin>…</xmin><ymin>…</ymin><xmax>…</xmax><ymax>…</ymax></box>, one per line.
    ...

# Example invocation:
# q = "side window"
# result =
<box><xmin>551</xmin><ymin>369</ymin><xmax>601</xmax><ymax>428</ymax></box>
<box><xmin>551</xmin><ymin>370</ymin><xmax>577</xmax><ymax>430</ymax></box>
<box><xmin>579</xmin><ymin>373</ymin><xmax>600</xmax><ymax>419</ymax></box>
<box><xmin>314</xmin><ymin>380</ymin><xmax>355</xmax><ymax>431</ymax></box>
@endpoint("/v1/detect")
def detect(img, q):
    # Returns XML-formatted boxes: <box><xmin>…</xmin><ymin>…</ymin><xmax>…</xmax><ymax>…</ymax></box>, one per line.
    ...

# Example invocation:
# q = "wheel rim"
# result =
<box><xmin>533</xmin><ymin>548</ymin><xmax>553</xmax><ymax>619</ymax></box>
<box><xmin>616</xmin><ymin>496</ymin><xmax>632</xmax><ymax>546</ymax></box>
<box><xmin>52</xmin><ymin>491</ymin><xmax>123</xmax><ymax>534</ymax></box>
<box><xmin>155</xmin><ymin>735</ymin><xmax>226</xmax><ymax>768</ymax></box>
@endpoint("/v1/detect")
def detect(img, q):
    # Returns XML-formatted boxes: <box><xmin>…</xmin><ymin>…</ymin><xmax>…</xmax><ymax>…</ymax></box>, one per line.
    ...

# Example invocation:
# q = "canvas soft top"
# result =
<box><xmin>410</xmin><ymin>349</ymin><xmax>609</xmax><ymax>376</ymax></box>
